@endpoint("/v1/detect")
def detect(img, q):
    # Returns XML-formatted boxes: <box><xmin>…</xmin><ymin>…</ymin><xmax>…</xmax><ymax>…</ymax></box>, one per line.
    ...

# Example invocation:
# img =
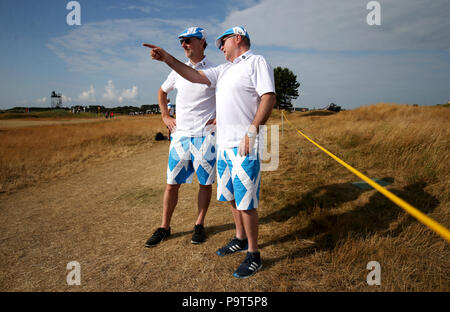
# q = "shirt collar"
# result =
<box><xmin>232</xmin><ymin>50</ymin><xmax>254</xmax><ymax>64</ymax></box>
<box><xmin>187</xmin><ymin>56</ymin><xmax>208</xmax><ymax>69</ymax></box>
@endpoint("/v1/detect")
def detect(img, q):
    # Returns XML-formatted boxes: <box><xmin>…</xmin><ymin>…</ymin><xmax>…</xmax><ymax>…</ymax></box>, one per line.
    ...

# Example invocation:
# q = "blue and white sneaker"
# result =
<box><xmin>216</xmin><ymin>237</ymin><xmax>248</xmax><ymax>256</ymax></box>
<box><xmin>233</xmin><ymin>251</ymin><xmax>262</xmax><ymax>279</ymax></box>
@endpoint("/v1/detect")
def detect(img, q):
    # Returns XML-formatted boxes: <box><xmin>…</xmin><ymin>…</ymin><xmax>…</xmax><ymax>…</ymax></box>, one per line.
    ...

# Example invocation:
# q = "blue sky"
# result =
<box><xmin>0</xmin><ymin>0</ymin><xmax>449</xmax><ymax>110</ymax></box>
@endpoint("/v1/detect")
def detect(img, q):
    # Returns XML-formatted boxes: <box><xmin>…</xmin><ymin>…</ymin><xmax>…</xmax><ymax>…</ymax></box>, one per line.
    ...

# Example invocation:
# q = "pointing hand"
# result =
<box><xmin>142</xmin><ymin>43</ymin><xmax>169</xmax><ymax>62</ymax></box>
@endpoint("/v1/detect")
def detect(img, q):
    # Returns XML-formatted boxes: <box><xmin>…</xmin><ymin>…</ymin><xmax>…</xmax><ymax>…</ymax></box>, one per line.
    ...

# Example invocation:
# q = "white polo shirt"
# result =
<box><xmin>161</xmin><ymin>56</ymin><xmax>216</xmax><ymax>137</ymax></box>
<box><xmin>202</xmin><ymin>50</ymin><xmax>275</xmax><ymax>148</ymax></box>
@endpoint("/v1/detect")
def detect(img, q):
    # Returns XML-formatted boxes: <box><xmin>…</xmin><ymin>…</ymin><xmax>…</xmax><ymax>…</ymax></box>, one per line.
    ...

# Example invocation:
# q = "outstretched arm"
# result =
<box><xmin>143</xmin><ymin>43</ymin><xmax>210</xmax><ymax>86</ymax></box>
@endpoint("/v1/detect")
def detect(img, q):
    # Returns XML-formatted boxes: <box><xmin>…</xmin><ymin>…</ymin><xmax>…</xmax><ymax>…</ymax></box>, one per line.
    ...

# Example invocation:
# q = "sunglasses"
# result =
<box><xmin>180</xmin><ymin>37</ymin><xmax>194</xmax><ymax>45</ymax></box>
<box><xmin>220</xmin><ymin>35</ymin><xmax>237</xmax><ymax>48</ymax></box>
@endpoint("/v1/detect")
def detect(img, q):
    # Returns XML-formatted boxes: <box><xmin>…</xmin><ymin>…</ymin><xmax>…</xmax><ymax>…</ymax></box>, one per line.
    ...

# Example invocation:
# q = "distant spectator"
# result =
<box><xmin>167</xmin><ymin>98</ymin><xmax>175</xmax><ymax>139</ymax></box>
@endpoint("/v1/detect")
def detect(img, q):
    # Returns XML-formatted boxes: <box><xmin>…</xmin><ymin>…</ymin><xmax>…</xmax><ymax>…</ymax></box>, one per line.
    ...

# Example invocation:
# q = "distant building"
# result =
<box><xmin>327</xmin><ymin>103</ymin><xmax>341</xmax><ymax>112</ymax></box>
<box><xmin>51</xmin><ymin>91</ymin><xmax>62</xmax><ymax>108</ymax></box>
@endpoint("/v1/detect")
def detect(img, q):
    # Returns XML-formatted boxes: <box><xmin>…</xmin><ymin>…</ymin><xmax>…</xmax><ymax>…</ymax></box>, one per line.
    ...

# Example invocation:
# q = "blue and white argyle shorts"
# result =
<box><xmin>216</xmin><ymin>145</ymin><xmax>261</xmax><ymax>211</ymax></box>
<box><xmin>167</xmin><ymin>131</ymin><xmax>216</xmax><ymax>185</ymax></box>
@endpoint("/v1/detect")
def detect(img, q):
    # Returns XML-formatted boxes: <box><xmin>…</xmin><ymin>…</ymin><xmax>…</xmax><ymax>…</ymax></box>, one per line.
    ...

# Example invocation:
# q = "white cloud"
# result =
<box><xmin>102</xmin><ymin>80</ymin><xmax>139</xmax><ymax>104</ymax></box>
<box><xmin>119</xmin><ymin>86</ymin><xmax>139</xmax><ymax>103</ymax></box>
<box><xmin>107</xmin><ymin>0</ymin><xmax>199</xmax><ymax>14</ymax></box>
<box><xmin>78</xmin><ymin>85</ymin><xmax>96</xmax><ymax>102</ymax></box>
<box><xmin>47</xmin><ymin>18</ymin><xmax>222</xmax><ymax>77</ymax></box>
<box><xmin>35</xmin><ymin>97</ymin><xmax>47</xmax><ymax>104</ymax></box>
<box><xmin>222</xmin><ymin>0</ymin><xmax>450</xmax><ymax>51</ymax></box>
<box><xmin>103</xmin><ymin>80</ymin><xmax>117</xmax><ymax>102</ymax></box>
<box><xmin>263</xmin><ymin>50</ymin><xmax>450</xmax><ymax>108</ymax></box>
<box><xmin>62</xmin><ymin>95</ymin><xmax>72</xmax><ymax>103</ymax></box>
<box><xmin>124</xmin><ymin>5</ymin><xmax>157</xmax><ymax>14</ymax></box>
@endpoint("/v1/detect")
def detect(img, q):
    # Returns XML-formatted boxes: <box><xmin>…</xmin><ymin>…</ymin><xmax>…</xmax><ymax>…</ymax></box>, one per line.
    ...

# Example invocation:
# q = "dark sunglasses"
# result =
<box><xmin>179</xmin><ymin>37</ymin><xmax>192</xmax><ymax>45</ymax></box>
<box><xmin>220</xmin><ymin>35</ymin><xmax>236</xmax><ymax>47</ymax></box>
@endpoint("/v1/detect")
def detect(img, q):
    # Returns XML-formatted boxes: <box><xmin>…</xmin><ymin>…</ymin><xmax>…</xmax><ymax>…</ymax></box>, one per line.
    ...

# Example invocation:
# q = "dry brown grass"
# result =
<box><xmin>0</xmin><ymin>104</ymin><xmax>448</xmax><ymax>291</ymax></box>
<box><xmin>0</xmin><ymin>116</ymin><xmax>166</xmax><ymax>193</ymax></box>
<box><xmin>260</xmin><ymin>103</ymin><xmax>449</xmax><ymax>291</ymax></box>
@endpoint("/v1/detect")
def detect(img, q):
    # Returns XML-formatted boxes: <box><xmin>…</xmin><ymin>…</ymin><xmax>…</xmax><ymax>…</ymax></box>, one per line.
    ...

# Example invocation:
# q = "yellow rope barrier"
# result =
<box><xmin>281</xmin><ymin>111</ymin><xmax>450</xmax><ymax>243</ymax></box>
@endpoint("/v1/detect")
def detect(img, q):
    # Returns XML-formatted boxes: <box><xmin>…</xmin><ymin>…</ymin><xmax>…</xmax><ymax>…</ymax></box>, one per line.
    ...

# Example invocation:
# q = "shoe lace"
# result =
<box><xmin>243</xmin><ymin>253</ymin><xmax>255</xmax><ymax>266</ymax></box>
<box><xmin>228</xmin><ymin>237</ymin><xmax>240</xmax><ymax>246</ymax></box>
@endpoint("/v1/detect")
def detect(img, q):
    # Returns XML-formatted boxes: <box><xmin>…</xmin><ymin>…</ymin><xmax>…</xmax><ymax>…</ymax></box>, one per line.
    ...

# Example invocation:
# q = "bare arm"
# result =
<box><xmin>143</xmin><ymin>43</ymin><xmax>210</xmax><ymax>86</ymax></box>
<box><xmin>158</xmin><ymin>88</ymin><xmax>176</xmax><ymax>131</ymax></box>
<box><xmin>239</xmin><ymin>92</ymin><xmax>276</xmax><ymax>156</ymax></box>
<box><xmin>250</xmin><ymin>92</ymin><xmax>277</xmax><ymax>133</ymax></box>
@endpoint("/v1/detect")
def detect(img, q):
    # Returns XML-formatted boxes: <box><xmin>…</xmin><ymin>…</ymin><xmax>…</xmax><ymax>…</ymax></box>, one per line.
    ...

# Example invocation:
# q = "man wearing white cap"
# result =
<box><xmin>144</xmin><ymin>26</ymin><xmax>276</xmax><ymax>279</ymax></box>
<box><xmin>145</xmin><ymin>27</ymin><xmax>217</xmax><ymax>247</ymax></box>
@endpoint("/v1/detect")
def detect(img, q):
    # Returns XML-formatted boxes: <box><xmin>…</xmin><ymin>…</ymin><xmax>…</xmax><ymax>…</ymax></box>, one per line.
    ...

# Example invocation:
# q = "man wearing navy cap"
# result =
<box><xmin>144</xmin><ymin>26</ymin><xmax>276</xmax><ymax>279</ymax></box>
<box><xmin>145</xmin><ymin>27</ymin><xmax>217</xmax><ymax>247</ymax></box>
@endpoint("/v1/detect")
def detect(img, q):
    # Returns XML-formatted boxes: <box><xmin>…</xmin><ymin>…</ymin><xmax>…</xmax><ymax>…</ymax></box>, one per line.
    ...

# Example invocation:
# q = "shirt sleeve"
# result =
<box><xmin>201</xmin><ymin>64</ymin><xmax>223</xmax><ymax>88</ymax></box>
<box><xmin>249</xmin><ymin>56</ymin><xmax>275</xmax><ymax>97</ymax></box>
<box><xmin>161</xmin><ymin>70</ymin><xmax>176</xmax><ymax>93</ymax></box>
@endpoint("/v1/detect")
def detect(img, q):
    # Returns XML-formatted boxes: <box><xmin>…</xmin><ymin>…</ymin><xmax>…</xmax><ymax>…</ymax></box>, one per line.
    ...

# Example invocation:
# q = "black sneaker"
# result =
<box><xmin>216</xmin><ymin>237</ymin><xmax>248</xmax><ymax>256</ymax></box>
<box><xmin>145</xmin><ymin>227</ymin><xmax>170</xmax><ymax>247</ymax></box>
<box><xmin>191</xmin><ymin>224</ymin><xmax>207</xmax><ymax>244</ymax></box>
<box><xmin>233</xmin><ymin>251</ymin><xmax>262</xmax><ymax>279</ymax></box>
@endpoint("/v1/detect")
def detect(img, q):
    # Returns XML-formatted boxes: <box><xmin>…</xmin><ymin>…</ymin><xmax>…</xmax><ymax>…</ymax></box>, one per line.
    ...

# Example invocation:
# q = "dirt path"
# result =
<box><xmin>0</xmin><ymin>118</ymin><xmax>104</xmax><ymax>129</ymax></box>
<box><xmin>0</xmin><ymin>141</ymin><xmax>277</xmax><ymax>291</ymax></box>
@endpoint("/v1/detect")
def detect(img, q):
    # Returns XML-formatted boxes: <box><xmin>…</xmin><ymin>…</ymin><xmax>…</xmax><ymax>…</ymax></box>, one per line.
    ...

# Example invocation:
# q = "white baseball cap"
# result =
<box><xmin>178</xmin><ymin>27</ymin><xmax>207</xmax><ymax>40</ymax></box>
<box><xmin>215</xmin><ymin>26</ymin><xmax>250</xmax><ymax>49</ymax></box>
